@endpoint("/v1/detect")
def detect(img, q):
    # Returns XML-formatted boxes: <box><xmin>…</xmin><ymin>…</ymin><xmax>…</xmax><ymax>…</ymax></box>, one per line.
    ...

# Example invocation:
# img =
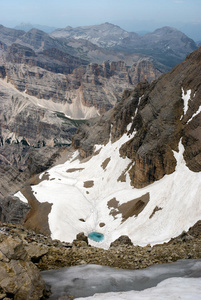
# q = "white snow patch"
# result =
<box><xmin>15</xmin><ymin>191</ymin><xmax>28</xmax><ymax>203</ymax></box>
<box><xmin>182</xmin><ymin>88</ymin><xmax>191</xmax><ymax>115</ymax></box>
<box><xmin>94</xmin><ymin>144</ymin><xmax>103</xmax><ymax>152</ymax></box>
<box><xmin>187</xmin><ymin>104</ymin><xmax>201</xmax><ymax>124</ymax></box>
<box><xmin>134</xmin><ymin>95</ymin><xmax>144</xmax><ymax>116</ymax></box>
<box><xmin>126</xmin><ymin>117</ymin><xmax>134</xmax><ymax>132</ymax></box>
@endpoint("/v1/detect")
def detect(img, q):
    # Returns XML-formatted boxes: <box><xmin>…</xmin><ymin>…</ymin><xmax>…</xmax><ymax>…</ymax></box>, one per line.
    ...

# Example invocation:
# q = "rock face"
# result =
<box><xmin>0</xmin><ymin>196</ymin><xmax>30</xmax><ymax>224</ymax></box>
<box><xmin>6</xmin><ymin>43</ymin><xmax>88</xmax><ymax>75</ymax></box>
<box><xmin>0</xmin><ymin>235</ymin><xmax>46</xmax><ymax>299</ymax></box>
<box><xmin>0</xmin><ymin>73</ymin><xmax>79</xmax><ymax>197</ymax></box>
<box><xmin>72</xmin><ymin>46</ymin><xmax>201</xmax><ymax>188</ymax></box>
<box><xmin>0</xmin><ymin>43</ymin><xmax>161</xmax><ymax>115</ymax></box>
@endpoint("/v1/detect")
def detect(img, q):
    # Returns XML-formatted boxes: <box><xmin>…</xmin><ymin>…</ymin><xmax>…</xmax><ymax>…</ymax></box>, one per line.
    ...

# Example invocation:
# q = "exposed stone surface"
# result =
<box><xmin>110</xmin><ymin>235</ymin><xmax>133</xmax><ymax>247</ymax></box>
<box><xmin>0</xmin><ymin>47</ymin><xmax>161</xmax><ymax>115</ymax></box>
<box><xmin>0</xmin><ymin>223</ymin><xmax>201</xmax><ymax>273</ymax></box>
<box><xmin>0</xmin><ymin>76</ymin><xmax>78</xmax><ymax>197</ymax></box>
<box><xmin>0</xmin><ymin>234</ymin><xmax>46</xmax><ymax>300</ymax></box>
<box><xmin>0</xmin><ymin>196</ymin><xmax>30</xmax><ymax>224</ymax></box>
<box><xmin>74</xmin><ymin>232</ymin><xmax>88</xmax><ymax>245</ymax></box>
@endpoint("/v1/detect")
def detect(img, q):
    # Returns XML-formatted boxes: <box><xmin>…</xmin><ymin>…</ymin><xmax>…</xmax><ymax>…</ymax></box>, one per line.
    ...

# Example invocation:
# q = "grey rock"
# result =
<box><xmin>0</xmin><ymin>236</ymin><xmax>28</xmax><ymax>260</ymax></box>
<box><xmin>0</xmin><ymin>196</ymin><xmax>30</xmax><ymax>224</ymax></box>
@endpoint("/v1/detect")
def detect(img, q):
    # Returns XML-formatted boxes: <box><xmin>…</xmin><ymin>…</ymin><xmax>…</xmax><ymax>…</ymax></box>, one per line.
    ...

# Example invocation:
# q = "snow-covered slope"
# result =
<box><xmin>16</xmin><ymin>132</ymin><xmax>201</xmax><ymax>249</ymax></box>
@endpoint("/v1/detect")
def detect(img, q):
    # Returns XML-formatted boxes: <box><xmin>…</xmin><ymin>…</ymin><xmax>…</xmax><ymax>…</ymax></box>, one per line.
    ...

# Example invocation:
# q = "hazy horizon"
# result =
<box><xmin>1</xmin><ymin>0</ymin><xmax>201</xmax><ymax>40</ymax></box>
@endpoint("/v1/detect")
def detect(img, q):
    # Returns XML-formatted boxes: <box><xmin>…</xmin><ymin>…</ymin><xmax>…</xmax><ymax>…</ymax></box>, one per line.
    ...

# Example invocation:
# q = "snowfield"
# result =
<box><xmin>75</xmin><ymin>277</ymin><xmax>201</xmax><ymax>300</ymax></box>
<box><xmin>16</xmin><ymin>119</ymin><xmax>201</xmax><ymax>248</ymax></box>
<box><xmin>41</xmin><ymin>259</ymin><xmax>201</xmax><ymax>299</ymax></box>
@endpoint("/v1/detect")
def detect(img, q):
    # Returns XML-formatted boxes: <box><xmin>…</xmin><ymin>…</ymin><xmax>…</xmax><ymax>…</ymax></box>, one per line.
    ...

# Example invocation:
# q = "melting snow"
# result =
<box><xmin>15</xmin><ymin>191</ymin><xmax>28</xmax><ymax>203</ymax></box>
<box><xmin>16</xmin><ymin>134</ymin><xmax>201</xmax><ymax>248</ymax></box>
<box><xmin>182</xmin><ymin>88</ymin><xmax>191</xmax><ymax>115</ymax></box>
<box><xmin>187</xmin><ymin>104</ymin><xmax>201</xmax><ymax>124</ymax></box>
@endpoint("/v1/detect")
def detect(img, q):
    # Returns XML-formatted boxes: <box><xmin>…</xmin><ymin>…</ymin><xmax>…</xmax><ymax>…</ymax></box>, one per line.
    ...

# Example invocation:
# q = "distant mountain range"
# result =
<box><xmin>51</xmin><ymin>22</ymin><xmax>197</xmax><ymax>69</ymax></box>
<box><xmin>14</xmin><ymin>21</ymin><xmax>201</xmax><ymax>42</ymax></box>
<box><xmin>14</xmin><ymin>22</ymin><xmax>56</xmax><ymax>33</ymax></box>
<box><xmin>0</xmin><ymin>22</ymin><xmax>197</xmax><ymax>72</ymax></box>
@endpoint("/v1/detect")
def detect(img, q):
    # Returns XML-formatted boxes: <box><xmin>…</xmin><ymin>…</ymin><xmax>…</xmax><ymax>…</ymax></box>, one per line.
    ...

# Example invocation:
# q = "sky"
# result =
<box><xmin>0</xmin><ymin>0</ymin><xmax>201</xmax><ymax>38</ymax></box>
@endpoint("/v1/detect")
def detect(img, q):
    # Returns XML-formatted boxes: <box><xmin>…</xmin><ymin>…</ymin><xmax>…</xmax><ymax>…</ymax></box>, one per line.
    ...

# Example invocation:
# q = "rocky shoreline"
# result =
<box><xmin>0</xmin><ymin>221</ymin><xmax>201</xmax><ymax>299</ymax></box>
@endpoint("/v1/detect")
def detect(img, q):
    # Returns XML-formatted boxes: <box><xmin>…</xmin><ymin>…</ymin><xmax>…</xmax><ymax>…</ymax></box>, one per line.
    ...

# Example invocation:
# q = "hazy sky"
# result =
<box><xmin>0</xmin><ymin>0</ymin><xmax>201</xmax><ymax>31</ymax></box>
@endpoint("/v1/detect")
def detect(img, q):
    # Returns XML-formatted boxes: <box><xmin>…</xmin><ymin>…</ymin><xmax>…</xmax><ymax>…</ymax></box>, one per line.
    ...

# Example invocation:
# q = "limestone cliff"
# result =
<box><xmin>0</xmin><ymin>43</ymin><xmax>161</xmax><ymax>115</ymax></box>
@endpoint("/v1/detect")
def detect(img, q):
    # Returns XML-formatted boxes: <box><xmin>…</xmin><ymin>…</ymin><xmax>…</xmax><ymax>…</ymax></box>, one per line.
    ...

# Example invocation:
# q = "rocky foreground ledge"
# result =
<box><xmin>0</xmin><ymin>222</ymin><xmax>201</xmax><ymax>299</ymax></box>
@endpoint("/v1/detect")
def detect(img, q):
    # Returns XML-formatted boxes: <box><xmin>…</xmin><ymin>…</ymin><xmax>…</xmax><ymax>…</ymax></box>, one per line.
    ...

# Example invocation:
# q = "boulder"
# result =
<box><xmin>0</xmin><ymin>236</ymin><xmax>46</xmax><ymax>299</ymax></box>
<box><xmin>110</xmin><ymin>235</ymin><xmax>133</xmax><ymax>247</ymax></box>
<box><xmin>76</xmin><ymin>232</ymin><xmax>88</xmax><ymax>245</ymax></box>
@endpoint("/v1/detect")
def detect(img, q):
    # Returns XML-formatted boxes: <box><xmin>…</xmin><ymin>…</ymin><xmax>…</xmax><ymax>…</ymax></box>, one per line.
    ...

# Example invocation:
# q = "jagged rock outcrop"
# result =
<box><xmin>72</xmin><ymin>46</ymin><xmax>201</xmax><ymax>188</ymax></box>
<box><xmin>0</xmin><ymin>235</ymin><xmax>46</xmax><ymax>299</ymax></box>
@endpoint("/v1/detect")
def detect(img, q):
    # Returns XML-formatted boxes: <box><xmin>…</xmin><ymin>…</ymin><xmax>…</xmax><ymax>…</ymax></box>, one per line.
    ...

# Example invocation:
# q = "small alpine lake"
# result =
<box><xmin>88</xmin><ymin>232</ymin><xmax>104</xmax><ymax>242</ymax></box>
